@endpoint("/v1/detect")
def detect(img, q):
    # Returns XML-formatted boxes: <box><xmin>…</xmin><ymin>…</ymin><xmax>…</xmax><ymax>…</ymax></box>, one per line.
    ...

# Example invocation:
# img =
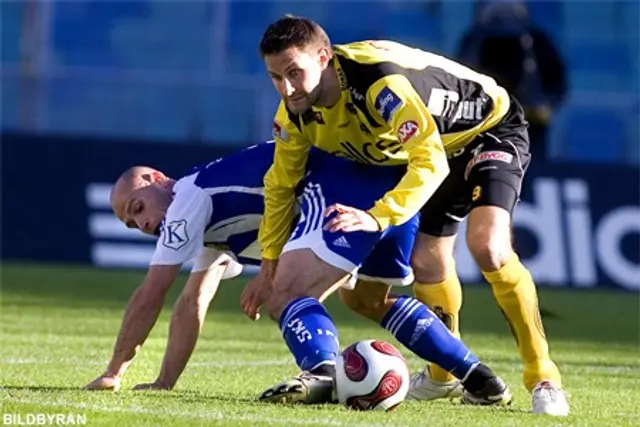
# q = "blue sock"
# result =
<box><xmin>279</xmin><ymin>297</ymin><xmax>340</xmax><ymax>372</ymax></box>
<box><xmin>382</xmin><ymin>297</ymin><xmax>479</xmax><ymax>378</ymax></box>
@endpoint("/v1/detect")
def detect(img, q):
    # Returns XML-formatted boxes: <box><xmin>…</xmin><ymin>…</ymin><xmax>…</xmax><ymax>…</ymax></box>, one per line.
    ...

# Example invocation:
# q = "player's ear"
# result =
<box><xmin>317</xmin><ymin>46</ymin><xmax>332</xmax><ymax>69</ymax></box>
<box><xmin>151</xmin><ymin>171</ymin><xmax>165</xmax><ymax>183</ymax></box>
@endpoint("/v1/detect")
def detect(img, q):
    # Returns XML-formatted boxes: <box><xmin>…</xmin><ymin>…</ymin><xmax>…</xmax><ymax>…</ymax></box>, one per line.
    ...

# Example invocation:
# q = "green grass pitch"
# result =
<box><xmin>1</xmin><ymin>263</ymin><xmax>639</xmax><ymax>426</ymax></box>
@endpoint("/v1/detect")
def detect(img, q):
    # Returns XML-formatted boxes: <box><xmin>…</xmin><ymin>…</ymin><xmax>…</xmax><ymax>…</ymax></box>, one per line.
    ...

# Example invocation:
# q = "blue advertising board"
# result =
<box><xmin>2</xmin><ymin>134</ymin><xmax>638</xmax><ymax>290</ymax></box>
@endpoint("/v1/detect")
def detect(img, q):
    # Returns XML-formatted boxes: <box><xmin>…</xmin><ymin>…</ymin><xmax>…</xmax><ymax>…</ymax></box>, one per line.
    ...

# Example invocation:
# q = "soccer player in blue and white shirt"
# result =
<box><xmin>84</xmin><ymin>142</ymin><xmax>510</xmax><ymax>407</ymax></box>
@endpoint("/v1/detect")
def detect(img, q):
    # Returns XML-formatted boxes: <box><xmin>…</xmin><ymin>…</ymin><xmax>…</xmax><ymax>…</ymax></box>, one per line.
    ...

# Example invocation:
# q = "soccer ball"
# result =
<box><xmin>335</xmin><ymin>339</ymin><xmax>410</xmax><ymax>411</ymax></box>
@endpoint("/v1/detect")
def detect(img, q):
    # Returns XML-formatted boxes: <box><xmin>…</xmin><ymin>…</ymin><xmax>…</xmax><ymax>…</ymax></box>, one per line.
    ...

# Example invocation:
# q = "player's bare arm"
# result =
<box><xmin>241</xmin><ymin>258</ymin><xmax>276</xmax><ymax>321</ymax></box>
<box><xmin>133</xmin><ymin>261</ymin><xmax>229</xmax><ymax>390</ymax></box>
<box><xmin>84</xmin><ymin>264</ymin><xmax>180</xmax><ymax>391</ymax></box>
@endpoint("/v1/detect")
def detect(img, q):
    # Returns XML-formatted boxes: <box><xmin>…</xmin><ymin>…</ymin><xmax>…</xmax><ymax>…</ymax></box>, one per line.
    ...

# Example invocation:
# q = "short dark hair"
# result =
<box><xmin>259</xmin><ymin>15</ymin><xmax>331</xmax><ymax>57</ymax></box>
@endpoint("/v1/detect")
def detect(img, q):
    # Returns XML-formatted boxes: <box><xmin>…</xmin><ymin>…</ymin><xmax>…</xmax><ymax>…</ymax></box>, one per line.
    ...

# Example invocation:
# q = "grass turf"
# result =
<box><xmin>1</xmin><ymin>263</ymin><xmax>639</xmax><ymax>426</ymax></box>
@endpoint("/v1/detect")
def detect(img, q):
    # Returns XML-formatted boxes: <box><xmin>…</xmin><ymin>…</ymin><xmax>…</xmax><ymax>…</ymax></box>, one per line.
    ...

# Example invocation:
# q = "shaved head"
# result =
<box><xmin>110</xmin><ymin>166</ymin><xmax>161</xmax><ymax>219</ymax></box>
<box><xmin>110</xmin><ymin>166</ymin><xmax>174</xmax><ymax>235</ymax></box>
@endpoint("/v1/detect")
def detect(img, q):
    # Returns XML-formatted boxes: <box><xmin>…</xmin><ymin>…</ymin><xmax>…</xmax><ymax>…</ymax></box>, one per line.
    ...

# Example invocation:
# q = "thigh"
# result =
<box><xmin>275</xmin><ymin>248</ymin><xmax>350</xmax><ymax>301</ymax></box>
<box><xmin>285</xmin><ymin>180</ymin><xmax>384</xmax><ymax>275</ymax></box>
<box><xmin>420</xmin><ymin>97</ymin><xmax>531</xmax><ymax>236</ymax></box>
<box><xmin>358</xmin><ymin>215</ymin><xmax>418</xmax><ymax>287</ymax></box>
<box><xmin>418</xmin><ymin>154</ymin><xmax>469</xmax><ymax>237</ymax></box>
<box><xmin>465</xmin><ymin>97</ymin><xmax>531</xmax><ymax>215</ymax></box>
<box><xmin>280</xmin><ymin>174</ymin><xmax>393</xmax><ymax>302</ymax></box>
<box><xmin>286</xmin><ymin>154</ymin><xmax>407</xmax><ymax>274</ymax></box>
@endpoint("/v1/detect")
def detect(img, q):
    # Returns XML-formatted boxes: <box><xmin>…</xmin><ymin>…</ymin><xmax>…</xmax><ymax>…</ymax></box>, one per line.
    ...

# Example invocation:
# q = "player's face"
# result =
<box><xmin>114</xmin><ymin>178</ymin><xmax>172</xmax><ymax>237</ymax></box>
<box><xmin>265</xmin><ymin>46</ymin><xmax>331</xmax><ymax>114</ymax></box>
<box><xmin>122</xmin><ymin>185</ymin><xmax>171</xmax><ymax>236</ymax></box>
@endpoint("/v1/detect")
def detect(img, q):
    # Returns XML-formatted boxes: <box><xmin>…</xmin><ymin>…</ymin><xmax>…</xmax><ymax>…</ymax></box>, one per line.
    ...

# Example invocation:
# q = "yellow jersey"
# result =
<box><xmin>260</xmin><ymin>40</ymin><xmax>510</xmax><ymax>259</ymax></box>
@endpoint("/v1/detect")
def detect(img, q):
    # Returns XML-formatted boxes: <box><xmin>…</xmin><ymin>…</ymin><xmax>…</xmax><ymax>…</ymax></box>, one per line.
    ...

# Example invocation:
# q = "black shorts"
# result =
<box><xmin>419</xmin><ymin>96</ymin><xmax>531</xmax><ymax>237</ymax></box>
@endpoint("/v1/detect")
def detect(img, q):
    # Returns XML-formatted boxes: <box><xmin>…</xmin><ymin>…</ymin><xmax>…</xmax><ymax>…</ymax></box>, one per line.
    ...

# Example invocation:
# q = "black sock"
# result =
<box><xmin>461</xmin><ymin>363</ymin><xmax>496</xmax><ymax>394</ymax></box>
<box><xmin>310</xmin><ymin>363</ymin><xmax>336</xmax><ymax>378</ymax></box>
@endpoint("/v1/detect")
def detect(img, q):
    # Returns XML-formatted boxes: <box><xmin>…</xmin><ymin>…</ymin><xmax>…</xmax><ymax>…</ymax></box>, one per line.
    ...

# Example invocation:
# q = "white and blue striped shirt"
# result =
<box><xmin>150</xmin><ymin>142</ymin><xmax>275</xmax><ymax>270</ymax></box>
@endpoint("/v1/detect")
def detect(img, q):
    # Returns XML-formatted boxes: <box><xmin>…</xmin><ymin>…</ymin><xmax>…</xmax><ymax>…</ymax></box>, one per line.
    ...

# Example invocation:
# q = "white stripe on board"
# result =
<box><xmin>88</xmin><ymin>214</ymin><xmax>155</xmax><ymax>241</ymax></box>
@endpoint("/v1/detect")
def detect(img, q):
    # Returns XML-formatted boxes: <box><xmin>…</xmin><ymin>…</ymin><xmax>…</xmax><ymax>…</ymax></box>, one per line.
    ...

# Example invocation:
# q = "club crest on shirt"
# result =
<box><xmin>272</xmin><ymin>121</ymin><xmax>288</xmax><ymax>141</ymax></box>
<box><xmin>162</xmin><ymin>219</ymin><xmax>189</xmax><ymax>250</ymax></box>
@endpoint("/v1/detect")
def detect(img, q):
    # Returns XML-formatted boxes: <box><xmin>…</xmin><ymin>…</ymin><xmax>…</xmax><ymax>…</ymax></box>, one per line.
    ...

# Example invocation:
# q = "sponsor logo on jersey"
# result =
<box><xmin>397</xmin><ymin>120</ymin><xmax>419</xmax><ymax>143</ymax></box>
<box><xmin>349</xmin><ymin>87</ymin><xmax>365</xmax><ymax>102</ymax></box>
<box><xmin>162</xmin><ymin>219</ymin><xmax>190</xmax><ymax>250</ymax></box>
<box><xmin>272</xmin><ymin>121</ymin><xmax>288</xmax><ymax>141</ymax></box>
<box><xmin>427</xmin><ymin>88</ymin><xmax>486</xmax><ymax>122</ymax></box>
<box><xmin>464</xmin><ymin>150</ymin><xmax>513</xmax><ymax>179</ymax></box>
<box><xmin>375</xmin><ymin>87</ymin><xmax>403</xmax><ymax>123</ymax></box>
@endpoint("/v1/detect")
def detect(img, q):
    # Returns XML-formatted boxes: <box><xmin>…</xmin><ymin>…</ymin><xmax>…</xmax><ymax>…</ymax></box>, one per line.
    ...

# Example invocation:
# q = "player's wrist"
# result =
<box><xmin>103</xmin><ymin>369</ymin><xmax>123</xmax><ymax>380</ymax></box>
<box><xmin>260</xmin><ymin>258</ymin><xmax>278</xmax><ymax>279</ymax></box>
<box><xmin>154</xmin><ymin>377</ymin><xmax>174</xmax><ymax>390</ymax></box>
<box><xmin>369</xmin><ymin>213</ymin><xmax>383</xmax><ymax>232</ymax></box>
<box><xmin>261</xmin><ymin>247</ymin><xmax>283</xmax><ymax>261</ymax></box>
<box><xmin>366</xmin><ymin>209</ymin><xmax>387</xmax><ymax>231</ymax></box>
<box><xmin>106</xmin><ymin>357</ymin><xmax>132</xmax><ymax>379</ymax></box>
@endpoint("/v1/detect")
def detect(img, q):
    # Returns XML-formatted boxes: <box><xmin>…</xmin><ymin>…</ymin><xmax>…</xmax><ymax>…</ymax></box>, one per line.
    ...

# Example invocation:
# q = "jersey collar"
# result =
<box><xmin>332</xmin><ymin>54</ymin><xmax>349</xmax><ymax>93</ymax></box>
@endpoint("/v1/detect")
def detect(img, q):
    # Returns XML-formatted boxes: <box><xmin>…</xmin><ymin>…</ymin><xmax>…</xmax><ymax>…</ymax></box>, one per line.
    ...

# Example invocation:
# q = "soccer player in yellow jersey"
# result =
<box><xmin>246</xmin><ymin>16</ymin><xmax>568</xmax><ymax>416</ymax></box>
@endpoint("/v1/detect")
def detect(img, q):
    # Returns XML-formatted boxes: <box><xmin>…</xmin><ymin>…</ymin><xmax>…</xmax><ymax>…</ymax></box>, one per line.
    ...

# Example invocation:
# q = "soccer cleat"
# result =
<box><xmin>532</xmin><ymin>381</ymin><xmax>569</xmax><ymax>416</ymax></box>
<box><xmin>406</xmin><ymin>366</ymin><xmax>463</xmax><ymax>401</ymax></box>
<box><xmin>461</xmin><ymin>375</ymin><xmax>512</xmax><ymax>406</ymax></box>
<box><xmin>258</xmin><ymin>372</ymin><xmax>336</xmax><ymax>404</ymax></box>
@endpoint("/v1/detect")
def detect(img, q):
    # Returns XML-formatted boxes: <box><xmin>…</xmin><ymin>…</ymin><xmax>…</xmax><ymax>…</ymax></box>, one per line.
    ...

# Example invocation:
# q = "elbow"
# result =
<box><xmin>174</xmin><ymin>288</ymin><xmax>208</xmax><ymax>326</ymax></box>
<box><xmin>421</xmin><ymin>149</ymin><xmax>449</xmax><ymax>187</ymax></box>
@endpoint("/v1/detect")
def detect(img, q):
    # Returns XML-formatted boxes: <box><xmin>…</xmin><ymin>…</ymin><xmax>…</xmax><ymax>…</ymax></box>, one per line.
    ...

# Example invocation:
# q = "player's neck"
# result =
<box><xmin>314</xmin><ymin>65</ymin><xmax>342</xmax><ymax>109</ymax></box>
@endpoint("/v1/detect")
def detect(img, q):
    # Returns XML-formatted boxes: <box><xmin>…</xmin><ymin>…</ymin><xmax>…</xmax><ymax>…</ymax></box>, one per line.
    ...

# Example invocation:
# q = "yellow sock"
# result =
<box><xmin>413</xmin><ymin>273</ymin><xmax>462</xmax><ymax>383</ymax></box>
<box><xmin>483</xmin><ymin>253</ymin><xmax>562</xmax><ymax>391</ymax></box>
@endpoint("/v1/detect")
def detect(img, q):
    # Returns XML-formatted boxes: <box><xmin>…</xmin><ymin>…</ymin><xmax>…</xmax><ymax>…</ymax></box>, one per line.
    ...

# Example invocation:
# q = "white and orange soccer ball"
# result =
<box><xmin>335</xmin><ymin>339</ymin><xmax>410</xmax><ymax>411</ymax></box>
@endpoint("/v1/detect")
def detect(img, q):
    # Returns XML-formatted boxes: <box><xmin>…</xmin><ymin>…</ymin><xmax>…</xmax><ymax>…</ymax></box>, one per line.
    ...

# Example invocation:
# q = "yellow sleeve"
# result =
<box><xmin>258</xmin><ymin>103</ymin><xmax>310</xmax><ymax>260</ymax></box>
<box><xmin>366</xmin><ymin>74</ymin><xmax>450</xmax><ymax>229</ymax></box>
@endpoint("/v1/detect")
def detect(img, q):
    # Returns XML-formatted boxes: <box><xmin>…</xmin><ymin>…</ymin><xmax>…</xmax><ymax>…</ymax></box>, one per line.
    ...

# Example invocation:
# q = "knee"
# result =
<box><xmin>263</xmin><ymin>291</ymin><xmax>290</xmax><ymax>322</ymax></box>
<box><xmin>411</xmin><ymin>246</ymin><xmax>454</xmax><ymax>283</ymax></box>
<box><xmin>467</xmin><ymin>231</ymin><xmax>512</xmax><ymax>271</ymax></box>
<box><xmin>264</xmin><ymin>279</ymin><xmax>305</xmax><ymax>321</ymax></box>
